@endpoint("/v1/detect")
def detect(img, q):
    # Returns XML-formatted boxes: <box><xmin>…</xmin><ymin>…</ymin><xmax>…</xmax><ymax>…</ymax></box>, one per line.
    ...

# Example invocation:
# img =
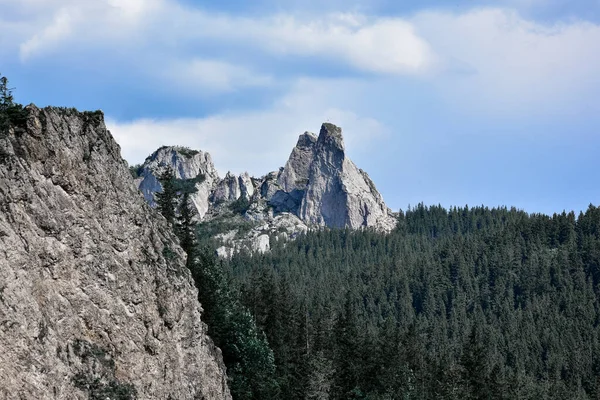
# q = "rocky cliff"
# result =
<box><xmin>134</xmin><ymin>123</ymin><xmax>396</xmax><ymax>256</ymax></box>
<box><xmin>299</xmin><ymin>123</ymin><xmax>396</xmax><ymax>230</ymax></box>
<box><xmin>136</xmin><ymin>146</ymin><xmax>220</xmax><ymax>220</ymax></box>
<box><xmin>0</xmin><ymin>106</ymin><xmax>231</xmax><ymax>399</ymax></box>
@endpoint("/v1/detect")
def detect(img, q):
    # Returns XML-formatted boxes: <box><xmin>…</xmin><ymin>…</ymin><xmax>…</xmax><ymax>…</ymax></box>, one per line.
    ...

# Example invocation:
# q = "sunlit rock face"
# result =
<box><xmin>136</xmin><ymin>122</ymin><xmax>396</xmax><ymax>256</ymax></box>
<box><xmin>0</xmin><ymin>106</ymin><xmax>231</xmax><ymax>399</ymax></box>
<box><xmin>298</xmin><ymin>123</ymin><xmax>397</xmax><ymax>230</ymax></box>
<box><xmin>136</xmin><ymin>146</ymin><xmax>220</xmax><ymax>220</ymax></box>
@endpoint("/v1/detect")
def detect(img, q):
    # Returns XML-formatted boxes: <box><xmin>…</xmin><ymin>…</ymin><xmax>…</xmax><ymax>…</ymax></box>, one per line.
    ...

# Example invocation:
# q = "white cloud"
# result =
<box><xmin>412</xmin><ymin>8</ymin><xmax>600</xmax><ymax>114</ymax></box>
<box><xmin>7</xmin><ymin>0</ymin><xmax>434</xmax><ymax>75</ymax></box>
<box><xmin>108</xmin><ymin>78</ymin><xmax>386</xmax><ymax>176</ymax></box>
<box><xmin>19</xmin><ymin>8</ymin><xmax>75</xmax><ymax>60</ymax></box>
<box><xmin>231</xmin><ymin>14</ymin><xmax>435</xmax><ymax>74</ymax></box>
<box><xmin>167</xmin><ymin>59</ymin><xmax>273</xmax><ymax>93</ymax></box>
<box><xmin>3</xmin><ymin>0</ymin><xmax>600</xmax><ymax>116</ymax></box>
<box><xmin>12</xmin><ymin>0</ymin><xmax>163</xmax><ymax>60</ymax></box>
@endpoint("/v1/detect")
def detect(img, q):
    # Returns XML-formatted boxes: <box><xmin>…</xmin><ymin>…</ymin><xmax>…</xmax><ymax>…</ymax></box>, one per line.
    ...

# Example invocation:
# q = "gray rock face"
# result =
<box><xmin>212</xmin><ymin>172</ymin><xmax>255</xmax><ymax>204</ymax></box>
<box><xmin>238</xmin><ymin>172</ymin><xmax>255</xmax><ymax>200</ymax></box>
<box><xmin>278</xmin><ymin>132</ymin><xmax>317</xmax><ymax>193</ymax></box>
<box><xmin>0</xmin><ymin>106</ymin><xmax>231</xmax><ymax>399</ymax></box>
<box><xmin>260</xmin><ymin>171</ymin><xmax>283</xmax><ymax>201</ymax></box>
<box><xmin>137</xmin><ymin>146</ymin><xmax>219</xmax><ymax>219</ymax></box>
<box><xmin>212</xmin><ymin>172</ymin><xmax>241</xmax><ymax>203</ymax></box>
<box><xmin>214</xmin><ymin>212</ymin><xmax>308</xmax><ymax>259</ymax></box>
<box><xmin>298</xmin><ymin>123</ymin><xmax>397</xmax><ymax>230</ymax></box>
<box><xmin>134</xmin><ymin>122</ymin><xmax>395</xmax><ymax>257</ymax></box>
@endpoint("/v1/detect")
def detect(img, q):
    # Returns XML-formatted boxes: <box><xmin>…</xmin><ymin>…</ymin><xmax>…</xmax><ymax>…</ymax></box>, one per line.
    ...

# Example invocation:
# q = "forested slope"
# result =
<box><xmin>223</xmin><ymin>204</ymin><xmax>600</xmax><ymax>399</ymax></box>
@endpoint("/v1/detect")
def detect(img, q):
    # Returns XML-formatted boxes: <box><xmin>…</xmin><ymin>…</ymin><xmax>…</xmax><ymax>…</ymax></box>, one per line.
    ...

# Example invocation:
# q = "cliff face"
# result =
<box><xmin>136</xmin><ymin>146</ymin><xmax>220</xmax><ymax>220</ymax></box>
<box><xmin>0</xmin><ymin>106</ymin><xmax>231</xmax><ymax>399</ymax></box>
<box><xmin>299</xmin><ymin>123</ymin><xmax>397</xmax><ymax>230</ymax></box>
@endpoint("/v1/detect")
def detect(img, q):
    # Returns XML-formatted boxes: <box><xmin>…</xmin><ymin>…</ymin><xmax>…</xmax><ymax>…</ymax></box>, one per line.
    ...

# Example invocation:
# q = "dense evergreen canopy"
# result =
<box><xmin>217</xmin><ymin>204</ymin><xmax>600</xmax><ymax>399</ymax></box>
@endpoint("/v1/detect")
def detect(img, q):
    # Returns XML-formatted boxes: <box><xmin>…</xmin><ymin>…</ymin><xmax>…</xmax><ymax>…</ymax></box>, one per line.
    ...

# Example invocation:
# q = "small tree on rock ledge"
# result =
<box><xmin>0</xmin><ymin>75</ymin><xmax>15</xmax><ymax>109</ymax></box>
<box><xmin>0</xmin><ymin>73</ymin><xmax>26</xmax><ymax>132</ymax></box>
<box><xmin>156</xmin><ymin>166</ymin><xmax>178</xmax><ymax>225</ymax></box>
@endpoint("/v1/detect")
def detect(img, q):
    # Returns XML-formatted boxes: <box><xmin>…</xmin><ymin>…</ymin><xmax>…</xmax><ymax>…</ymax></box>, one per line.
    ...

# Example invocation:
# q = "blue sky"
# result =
<box><xmin>1</xmin><ymin>0</ymin><xmax>599</xmax><ymax>215</ymax></box>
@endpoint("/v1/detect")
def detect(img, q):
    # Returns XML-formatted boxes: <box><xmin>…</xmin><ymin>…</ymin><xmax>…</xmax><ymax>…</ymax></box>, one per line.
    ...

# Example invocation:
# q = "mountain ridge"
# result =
<box><xmin>133</xmin><ymin>122</ymin><xmax>397</xmax><ymax>255</ymax></box>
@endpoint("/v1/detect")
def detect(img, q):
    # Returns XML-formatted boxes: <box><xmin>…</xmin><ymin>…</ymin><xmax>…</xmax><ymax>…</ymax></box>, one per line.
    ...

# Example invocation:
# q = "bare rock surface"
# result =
<box><xmin>0</xmin><ymin>106</ymin><xmax>231</xmax><ymax>399</ymax></box>
<box><xmin>278</xmin><ymin>132</ymin><xmax>317</xmax><ymax>193</ymax></box>
<box><xmin>137</xmin><ymin>146</ymin><xmax>220</xmax><ymax>219</ymax></box>
<box><xmin>135</xmin><ymin>122</ymin><xmax>396</xmax><ymax>256</ymax></box>
<box><xmin>299</xmin><ymin>123</ymin><xmax>397</xmax><ymax>230</ymax></box>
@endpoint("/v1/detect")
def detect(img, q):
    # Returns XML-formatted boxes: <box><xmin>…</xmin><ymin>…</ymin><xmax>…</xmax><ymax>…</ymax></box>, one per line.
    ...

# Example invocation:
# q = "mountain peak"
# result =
<box><xmin>317</xmin><ymin>123</ymin><xmax>344</xmax><ymax>151</ymax></box>
<box><xmin>136</xmin><ymin>122</ymin><xmax>396</xmax><ymax>255</ymax></box>
<box><xmin>296</xmin><ymin>131</ymin><xmax>318</xmax><ymax>148</ymax></box>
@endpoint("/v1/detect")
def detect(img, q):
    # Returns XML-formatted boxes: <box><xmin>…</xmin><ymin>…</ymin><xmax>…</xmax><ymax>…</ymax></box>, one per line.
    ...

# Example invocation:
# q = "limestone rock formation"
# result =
<box><xmin>136</xmin><ymin>146</ymin><xmax>219</xmax><ymax>219</ymax></box>
<box><xmin>135</xmin><ymin>122</ymin><xmax>396</xmax><ymax>256</ymax></box>
<box><xmin>0</xmin><ymin>106</ymin><xmax>231</xmax><ymax>399</ymax></box>
<box><xmin>299</xmin><ymin>123</ymin><xmax>397</xmax><ymax>230</ymax></box>
<box><xmin>278</xmin><ymin>132</ymin><xmax>317</xmax><ymax>193</ymax></box>
<box><xmin>211</xmin><ymin>172</ymin><xmax>254</xmax><ymax>204</ymax></box>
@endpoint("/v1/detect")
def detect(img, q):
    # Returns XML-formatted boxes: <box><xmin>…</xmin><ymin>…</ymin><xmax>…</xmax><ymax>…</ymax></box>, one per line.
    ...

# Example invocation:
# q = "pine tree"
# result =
<box><xmin>155</xmin><ymin>166</ymin><xmax>177</xmax><ymax>225</ymax></box>
<box><xmin>0</xmin><ymin>73</ymin><xmax>25</xmax><ymax>132</ymax></box>
<box><xmin>0</xmin><ymin>75</ymin><xmax>15</xmax><ymax>108</ymax></box>
<box><xmin>177</xmin><ymin>191</ymin><xmax>197</xmax><ymax>258</ymax></box>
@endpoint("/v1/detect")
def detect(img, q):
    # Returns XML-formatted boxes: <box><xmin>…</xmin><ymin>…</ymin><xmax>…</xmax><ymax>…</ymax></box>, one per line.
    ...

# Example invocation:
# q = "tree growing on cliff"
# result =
<box><xmin>156</xmin><ymin>167</ymin><xmax>178</xmax><ymax>225</ymax></box>
<box><xmin>0</xmin><ymin>74</ymin><xmax>15</xmax><ymax>108</ymax></box>
<box><xmin>0</xmin><ymin>73</ymin><xmax>26</xmax><ymax>132</ymax></box>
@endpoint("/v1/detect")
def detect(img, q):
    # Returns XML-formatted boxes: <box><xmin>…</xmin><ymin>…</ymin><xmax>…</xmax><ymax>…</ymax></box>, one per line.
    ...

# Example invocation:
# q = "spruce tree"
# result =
<box><xmin>155</xmin><ymin>166</ymin><xmax>177</xmax><ymax>225</ymax></box>
<box><xmin>177</xmin><ymin>191</ymin><xmax>197</xmax><ymax>258</ymax></box>
<box><xmin>0</xmin><ymin>73</ymin><xmax>25</xmax><ymax>132</ymax></box>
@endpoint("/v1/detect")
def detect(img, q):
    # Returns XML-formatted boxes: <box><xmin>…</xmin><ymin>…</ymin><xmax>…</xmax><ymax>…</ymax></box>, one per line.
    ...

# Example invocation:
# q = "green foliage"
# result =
<box><xmin>155</xmin><ymin>177</ymin><xmax>279</xmax><ymax>399</ymax></box>
<box><xmin>228</xmin><ymin>196</ymin><xmax>251</xmax><ymax>215</ymax></box>
<box><xmin>128</xmin><ymin>164</ymin><xmax>143</xmax><ymax>179</ymax></box>
<box><xmin>187</xmin><ymin>248</ymin><xmax>279</xmax><ymax>399</ymax></box>
<box><xmin>156</xmin><ymin>145</ymin><xmax>199</xmax><ymax>159</ymax></box>
<box><xmin>176</xmin><ymin>146</ymin><xmax>200</xmax><ymax>158</ymax></box>
<box><xmin>161</xmin><ymin>246</ymin><xmax>177</xmax><ymax>261</ymax></box>
<box><xmin>173</xmin><ymin>174</ymin><xmax>205</xmax><ymax>194</ymax></box>
<box><xmin>225</xmin><ymin>203</ymin><xmax>600</xmax><ymax>399</ymax></box>
<box><xmin>155</xmin><ymin>167</ymin><xmax>178</xmax><ymax>225</ymax></box>
<box><xmin>72</xmin><ymin>374</ymin><xmax>137</xmax><ymax>400</ymax></box>
<box><xmin>196</xmin><ymin>216</ymin><xmax>255</xmax><ymax>244</ymax></box>
<box><xmin>0</xmin><ymin>73</ymin><xmax>27</xmax><ymax>133</ymax></box>
<box><xmin>177</xmin><ymin>191</ymin><xmax>197</xmax><ymax>256</ymax></box>
<box><xmin>71</xmin><ymin>339</ymin><xmax>137</xmax><ymax>400</ymax></box>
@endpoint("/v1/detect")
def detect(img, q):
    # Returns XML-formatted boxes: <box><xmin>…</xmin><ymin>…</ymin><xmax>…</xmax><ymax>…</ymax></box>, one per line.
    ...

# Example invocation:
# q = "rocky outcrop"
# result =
<box><xmin>134</xmin><ymin>122</ymin><xmax>396</xmax><ymax>256</ymax></box>
<box><xmin>212</xmin><ymin>172</ymin><xmax>255</xmax><ymax>204</ymax></box>
<box><xmin>136</xmin><ymin>146</ymin><xmax>219</xmax><ymax>219</ymax></box>
<box><xmin>299</xmin><ymin>123</ymin><xmax>396</xmax><ymax>230</ymax></box>
<box><xmin>0</xmin><ymin>106</ymin><xmax>231</xmax><ymax>399</ymax></box>
<box><xmin>278</xmin><ymin>132</ymin><xmax>317</xmax><ymax>193</ymax></box>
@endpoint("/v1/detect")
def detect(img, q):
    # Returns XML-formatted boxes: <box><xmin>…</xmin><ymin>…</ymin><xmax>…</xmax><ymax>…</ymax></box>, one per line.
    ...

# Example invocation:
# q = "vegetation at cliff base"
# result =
<box><xmin>156</xmin><ymin>169</ymin><xmax>280</xmax><ymax>399</ymax></box>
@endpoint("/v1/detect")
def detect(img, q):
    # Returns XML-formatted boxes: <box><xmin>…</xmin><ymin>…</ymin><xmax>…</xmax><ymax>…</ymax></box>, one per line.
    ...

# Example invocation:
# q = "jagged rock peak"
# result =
<box><xmin>296</xmin><ymin>131</ymin><xmax>318</xmax><ymax>148</ymax></box>
<box><xmin>136</xmin><ymin>145</ymin><xmax>220</xmax><ymax>219</ymax></box>
<box><xmin>299</xmin><ymin>122</ymin><xmax>397</xmax><ymax>231</ymax></box>
<box><xmin>0</xmin><ymin>105</ymin><xmax>231</xmax><ymax>399</ymax></box>
<box><xmin>278</xmin><ymin>132</ymin><xmax>317</xmax><ymax>194</ymax></box>
<box><xmin>317</xmin><ymin>122</ymin><xmax>345</xmax><ymax>152</ymax></box>
<box><xmin>144</xmin><ymin>145</ymin><xmax>218</xmax><ymax>181</ymax></box>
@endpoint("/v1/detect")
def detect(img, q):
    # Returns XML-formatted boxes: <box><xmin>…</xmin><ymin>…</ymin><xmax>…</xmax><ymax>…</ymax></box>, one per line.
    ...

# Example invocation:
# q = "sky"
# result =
<box><xmin>1</xmin><ymin>0</ymin><xmax>599</xmax><ymax>215</ymax></box>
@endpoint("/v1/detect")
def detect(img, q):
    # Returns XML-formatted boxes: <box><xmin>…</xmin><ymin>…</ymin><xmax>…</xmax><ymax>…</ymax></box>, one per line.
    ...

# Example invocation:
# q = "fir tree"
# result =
<box><xmin>155</xmin><ymin>166</ymin><xmax>177</xmax><ymax>225</ymax></box>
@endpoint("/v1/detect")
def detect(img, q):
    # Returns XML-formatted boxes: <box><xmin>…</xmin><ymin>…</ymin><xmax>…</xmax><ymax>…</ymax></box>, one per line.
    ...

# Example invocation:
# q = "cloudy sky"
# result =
<box><xmin>1</xmin><ymin>0</ymin><xmax>599</xmax><ymax>214</ymax></box>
